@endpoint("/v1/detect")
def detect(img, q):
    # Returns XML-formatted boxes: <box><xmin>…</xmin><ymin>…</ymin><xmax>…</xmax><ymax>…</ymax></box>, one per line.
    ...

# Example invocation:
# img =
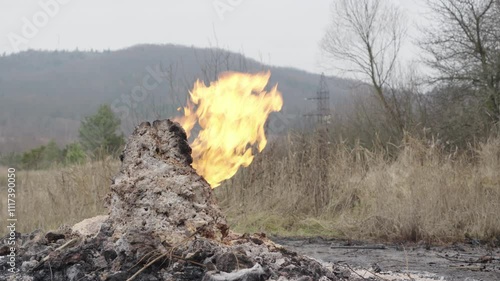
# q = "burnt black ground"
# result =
<box><xmin>274</xmin><ymin>237</ymin><xmax>500</xmax><ymax>281</ymax></box>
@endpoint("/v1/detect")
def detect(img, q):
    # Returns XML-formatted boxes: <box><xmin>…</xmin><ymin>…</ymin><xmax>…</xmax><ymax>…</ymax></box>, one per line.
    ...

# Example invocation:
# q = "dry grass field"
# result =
<box><xmin>216</xmin><ymin>133</ymin><xmax>500</xmax><ymax>243</ymax></box>
<box><xmin>0</xmin><ymin>160</ymin><xmax>118</xmax><ymax>234</ymax></box>
<box><xmin>1</xmin><ymin>133</ymin><xmax>499</xmax><ymax>244</ymax></box>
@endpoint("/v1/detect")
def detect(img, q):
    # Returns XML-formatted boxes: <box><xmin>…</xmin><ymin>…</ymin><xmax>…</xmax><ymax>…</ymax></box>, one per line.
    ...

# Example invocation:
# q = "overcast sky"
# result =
<box><xmin>0</xmin><ymin>0</ymin><xmax>428</xmax><ymax>74</ymax></box>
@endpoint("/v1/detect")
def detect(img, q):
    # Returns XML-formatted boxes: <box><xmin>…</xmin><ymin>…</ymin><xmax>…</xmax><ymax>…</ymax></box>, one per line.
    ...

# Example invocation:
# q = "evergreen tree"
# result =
<box><xmin>79</xmin><ymin>104</ymin><xmax>124</xmax><ymax>157</ymax></box>
<box><xmin>63</xmin><ymin>142</ymin><xmax>86</xmax><ymax>164</ymax></box>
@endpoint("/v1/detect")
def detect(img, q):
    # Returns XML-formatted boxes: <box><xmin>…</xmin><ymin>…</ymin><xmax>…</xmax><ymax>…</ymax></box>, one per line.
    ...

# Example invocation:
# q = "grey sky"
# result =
<box><xmin>0</xmin><ymin>0</ymin><xmax>428</xmax><ymax>74</ymax></box>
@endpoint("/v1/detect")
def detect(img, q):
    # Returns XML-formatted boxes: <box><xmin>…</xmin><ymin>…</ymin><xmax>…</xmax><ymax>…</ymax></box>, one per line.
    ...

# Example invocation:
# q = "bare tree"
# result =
<box><xmin>420</xmin><ymin>0</ymin><xmax>500</xmax><ymax>123</ymax></box>
<box><xmin>194</xmin><ymin>27</ymin><xmax>233</xmax><ymax>83</ymax></box>
<box><xmin>321</xmin><ymin>0</ymin><xmax>407</xmax><ymax>134</ymax></box>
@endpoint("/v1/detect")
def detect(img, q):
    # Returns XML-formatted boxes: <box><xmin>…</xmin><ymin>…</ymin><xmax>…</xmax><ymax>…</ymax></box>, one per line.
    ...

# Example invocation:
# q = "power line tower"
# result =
<box><xmin>305</xmin><ymin>73</ymin><xmax>331</xmax><ymax>125</ymax></box>
<box><xmin>304</xmin><ymin>73</ymin><xmax>331</xmax><ymax>210</ymax></box>
<box><xmin>316</xmin><ymin>73</ymin><xmax>331</xmax><ymax>125</ymax></box>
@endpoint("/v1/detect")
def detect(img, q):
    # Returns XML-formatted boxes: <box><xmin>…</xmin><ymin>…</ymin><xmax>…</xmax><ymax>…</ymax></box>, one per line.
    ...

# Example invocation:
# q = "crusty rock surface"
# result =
<box><xmin>0</xmin><ymin>119</ymin><xmax>349</xmax><ymax>281</ymax></box>
<box><xmin>106</xmin><ymin>120</ymin><xmax>229</xmax><ymax>246</ymax></box>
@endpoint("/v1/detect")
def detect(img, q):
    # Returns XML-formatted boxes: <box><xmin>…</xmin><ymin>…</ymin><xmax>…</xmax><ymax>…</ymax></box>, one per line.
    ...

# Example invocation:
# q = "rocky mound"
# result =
<box><xmin>0</xmin><ymin>119</ymin><xmax>350</xmax><ymax>281</ymax></box>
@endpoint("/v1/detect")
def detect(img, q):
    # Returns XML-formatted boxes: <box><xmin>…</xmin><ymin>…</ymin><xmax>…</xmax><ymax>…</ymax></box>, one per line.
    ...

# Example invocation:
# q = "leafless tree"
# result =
<box><xmin>321</xmin><ymin>0</ymin><xmax>408</xmax><ymax>134</ymax></box>
<box><xmin>420</xmin><ymin>0</ymin><xmax>500</xmax><ymax>123</ymax></box>
<box><xmin>194</xmin><ymin>27</ymin><xmax>233</xmax><ymax>83</ymax></box>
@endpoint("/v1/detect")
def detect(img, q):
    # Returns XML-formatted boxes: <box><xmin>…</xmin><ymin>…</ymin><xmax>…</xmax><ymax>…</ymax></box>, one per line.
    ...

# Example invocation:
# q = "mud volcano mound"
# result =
<box><xmin>0</xmin><ymin>120</ymin><xmax>349</xmax><ymax>281</ymax></box>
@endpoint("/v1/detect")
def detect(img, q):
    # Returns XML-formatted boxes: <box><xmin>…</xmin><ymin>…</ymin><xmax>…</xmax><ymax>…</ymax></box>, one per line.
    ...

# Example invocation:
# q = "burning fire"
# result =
<box><xmin>174</xmin><ymin>71</ymin><xmax>283</xmax><ymax>188</ymax></box>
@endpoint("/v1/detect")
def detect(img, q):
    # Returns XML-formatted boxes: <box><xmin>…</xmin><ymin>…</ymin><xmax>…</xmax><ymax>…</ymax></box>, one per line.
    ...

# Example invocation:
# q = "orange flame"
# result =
<box><xmin>174</xmin><ymin>71</ymin><xmax>283</xmax><ymax>188</ymax></box>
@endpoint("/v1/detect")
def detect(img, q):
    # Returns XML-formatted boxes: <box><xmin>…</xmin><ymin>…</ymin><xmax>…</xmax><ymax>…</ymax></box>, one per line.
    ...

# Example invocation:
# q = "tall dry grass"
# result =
<box><xmin>1</xmin><ymin>134</ymin><xmax>498</xmax><ymax>243</ymax></box>
<box><xmin>0</xmin><ymin>159</ymin><xmax>117</xmax><ymax>235</ymax></box>
<box><xmin>216</xmin><ymin>133</ymin><xmax>500</xmax><ymax>243</ymax></box>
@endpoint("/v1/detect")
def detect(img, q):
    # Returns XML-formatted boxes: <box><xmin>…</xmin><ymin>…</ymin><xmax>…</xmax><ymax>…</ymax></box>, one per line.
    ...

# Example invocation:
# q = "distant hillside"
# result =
<box><xmin>0</xmin><ymin>44</ymin><xmax>352</xmax><ymax>153</ymax></box>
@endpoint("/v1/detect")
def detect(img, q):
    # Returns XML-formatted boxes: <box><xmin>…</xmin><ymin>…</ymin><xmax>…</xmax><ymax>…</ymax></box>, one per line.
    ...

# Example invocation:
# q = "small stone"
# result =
<box><xmin>45</xmin><ymin>232</ymin><xmax>65</xmax><ymax>243</ymax></box>
<box><xmin>66</xmin><ymin>264</ymin><xmax>85</xmax><ymax>281</ymax></box>
<box><xmin>72</xmin><ymin>215</ymin><xmax>109</xmax><ymax>238</ymax></box>
<box><xmin>0</xmin><ymin>245</ymin><xmax>10</xmax><ymax>256</ymax></box>
<box><xmin>275</xmin><ymin>258</ymin><xmax>286</xmax><ymax>267</ymax></box>
<box><xmin>103</xmin><ymin>249</ymin><xmax>117</xmax><ymax>263</ymax></box>
<box><xmin>215</xmin><ymin>252</ymin><xmax>254</xmax><ymax>273</ymax></box>
<box><xmin>21</xmin><ymin>260</ymin><xmax>38</xmax><ymax>272</ymax></box>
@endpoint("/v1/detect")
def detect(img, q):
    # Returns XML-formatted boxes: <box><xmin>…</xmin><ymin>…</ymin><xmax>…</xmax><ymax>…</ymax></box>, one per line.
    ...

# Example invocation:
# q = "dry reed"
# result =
<box><xmin>0</xmin><ymin>159</ymin><xmax>117</xmax><ymax>235</ymax></box>
<box><xmin>216</xmin><ymin>133</ymin><xmax>500</xmax><ymax>243</ymax></box>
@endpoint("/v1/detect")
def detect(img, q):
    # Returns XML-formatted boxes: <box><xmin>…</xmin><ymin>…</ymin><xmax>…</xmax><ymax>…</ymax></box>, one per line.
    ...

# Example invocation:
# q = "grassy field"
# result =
<box><xmin>1</xmin><ymin>133</ymin><xmax>499</xmax><ymax>244</ymax></box>
<box><xmin>217</xmin><ymin>133</ymin><xmax>500</xmax><ymax>243</ymax></box>
<box><xmin>0</xmin><ymin>160</ymin><xmax>118</xmax><ymax>234</ymax></box>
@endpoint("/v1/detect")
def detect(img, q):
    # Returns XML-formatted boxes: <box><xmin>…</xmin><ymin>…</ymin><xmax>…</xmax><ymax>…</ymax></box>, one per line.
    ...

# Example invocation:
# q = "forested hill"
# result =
<box><xmin>0</xmin><ymin>44</ymin><xmax>352</xmax><ymax>153</ymax></box>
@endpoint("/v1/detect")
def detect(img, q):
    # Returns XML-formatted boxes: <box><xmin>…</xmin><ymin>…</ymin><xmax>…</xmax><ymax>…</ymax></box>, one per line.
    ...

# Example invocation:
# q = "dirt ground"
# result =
<box><xmin>273</xmin><ymin>237</ymin><xmax>500</xmax><ymax>281</ymax></box>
